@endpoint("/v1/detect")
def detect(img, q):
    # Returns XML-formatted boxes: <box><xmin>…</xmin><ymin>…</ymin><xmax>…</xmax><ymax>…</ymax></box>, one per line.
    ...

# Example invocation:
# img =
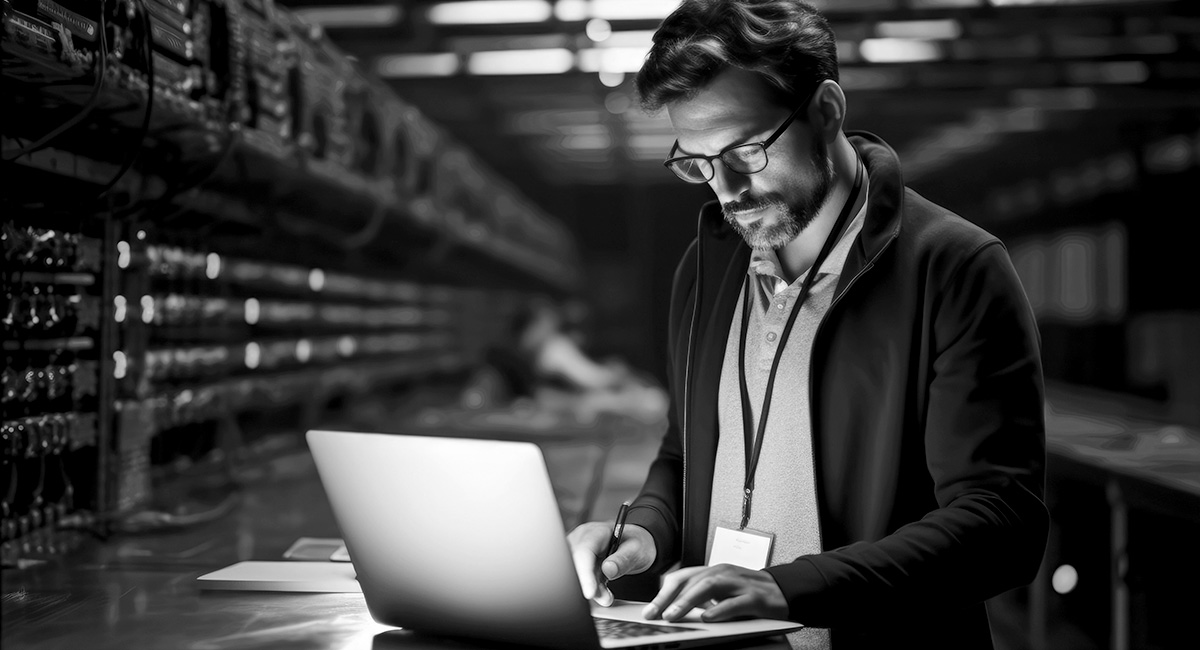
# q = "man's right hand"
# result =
<box><xmin>567</xmin><ymin>520</ymin><xmax>656</xmax><ymax>606</ymax></box>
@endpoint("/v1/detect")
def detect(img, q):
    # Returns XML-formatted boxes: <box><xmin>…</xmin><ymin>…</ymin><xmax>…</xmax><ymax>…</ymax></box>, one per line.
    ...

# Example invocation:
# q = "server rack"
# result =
<box><xmin>2</xmin><ymin>0</ymin><xmax>581</xmax><ymax>564</ymax></box>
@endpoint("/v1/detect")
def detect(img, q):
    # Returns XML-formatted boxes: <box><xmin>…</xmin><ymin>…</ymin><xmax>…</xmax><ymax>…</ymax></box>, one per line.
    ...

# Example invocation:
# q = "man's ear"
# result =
<box><xmin>808</xmin><ymin>80</ymin><xmax>846</xmax><ymax>144</ymax></box>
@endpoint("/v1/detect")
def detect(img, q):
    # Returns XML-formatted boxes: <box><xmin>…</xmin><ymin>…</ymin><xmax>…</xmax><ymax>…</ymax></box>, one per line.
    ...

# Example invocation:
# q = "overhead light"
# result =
<box><xmin>858</xmin><ymin>38</ymin><xmax>943</xmax><ymax>63</ymax></box>
<box><xmin>554</xmin><ymin>0</ymin><xmax>680</xmax><ymax>21</ymax></box>
<box><xmin>875</xmin><ymin>19</ymin><xmax>962</xmax><ymax>40</ymax></box>
<box><xmin>294</xmin><ymin>4</ymin><xmax>404</xmax><ymax>28</ymax></box>
<box><xmin>468</xmin><ymin>48</ymin><xmax>574</xmax><ymax>75</ymax></box>
<box><xmin>428</xmin><ymin>1</ymin><xmax>552</xmax><ymax>25</ymax></box>
<box><xmin>578</xmin><ymin>47</ymin><xmax>651</xmax><ymax>73</ymax></box>
<box><xmin>376</xmin><ymin>53</ymin><xmax>460</xmax><ymax>77</ymax></box>
<box><xmin>554</xmin><ymin>0</ymin><xmax>589</xmax><ymax>21</ymax></box>
<box><xmin>591</xmin><ymin>0</ymin><xmax>681</xmax><ymax>20</ymax></box>
<box><xmin>599</xmin><ymin>30</ymin><xmax>655</xmax><ymax>49</ymax></box>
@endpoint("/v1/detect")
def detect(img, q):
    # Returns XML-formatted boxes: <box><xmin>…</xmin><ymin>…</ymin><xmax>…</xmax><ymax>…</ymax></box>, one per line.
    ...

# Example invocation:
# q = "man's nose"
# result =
<box><xmin>707</xmin><ymin>162</ymin><xmax>750</xmax><ymax>204</ymax></box>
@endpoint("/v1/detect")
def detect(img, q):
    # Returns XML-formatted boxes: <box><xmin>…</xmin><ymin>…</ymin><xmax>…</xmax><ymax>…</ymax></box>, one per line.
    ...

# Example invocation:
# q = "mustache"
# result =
<box><xmin>722</xmin><ymin>195</ymin><xmax>786</xmax><ymax>218</ymax></box>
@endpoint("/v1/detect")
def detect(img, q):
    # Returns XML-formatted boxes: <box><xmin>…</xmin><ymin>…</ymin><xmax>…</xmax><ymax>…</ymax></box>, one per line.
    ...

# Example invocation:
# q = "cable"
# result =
<box><xmin>1</xmin><ymin>4</ymin><xmax>109</xmax><ymax>163</ymax></box>
<box><xmin>117</xmin><ymin>123</ymin><xmax>241</xmax><ymax>223</ymax></box>
<box><xmin>89</xmin><ymin>0</ymin><xmax>155</xmax><ymax>204</ymax></box>
<box><xmin>269</xmin><ymin>189</ymin><xmax>393</xmax><ymax>252</ymax></box>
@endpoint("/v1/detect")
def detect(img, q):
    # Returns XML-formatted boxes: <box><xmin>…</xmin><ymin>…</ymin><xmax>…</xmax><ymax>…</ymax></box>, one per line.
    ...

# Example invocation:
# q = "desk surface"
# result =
<box><xmin>1</xmin><ymin>443</ymin><xmax>787</xmax><ymax>650</ymax></box>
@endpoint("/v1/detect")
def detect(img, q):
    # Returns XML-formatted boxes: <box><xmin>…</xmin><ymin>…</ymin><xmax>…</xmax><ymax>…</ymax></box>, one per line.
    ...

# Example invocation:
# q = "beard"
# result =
<box><xmin>722</xmin><ymin>136</ymin><xmax>835</xmax><ymax>251</ymax></box>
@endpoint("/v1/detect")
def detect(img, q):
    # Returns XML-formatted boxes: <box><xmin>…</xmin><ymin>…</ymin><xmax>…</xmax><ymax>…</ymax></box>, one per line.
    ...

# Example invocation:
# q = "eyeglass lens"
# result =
<box><xmin>667</xmin><ymin>144</ymin><xmax>768</xmax><ymax>182</ymax></box>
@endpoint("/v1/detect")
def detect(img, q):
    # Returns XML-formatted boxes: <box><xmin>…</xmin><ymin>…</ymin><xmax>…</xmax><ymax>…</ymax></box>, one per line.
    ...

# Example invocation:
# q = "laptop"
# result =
<box><xmin>305</xmin><ymin>429</ymin><xmax>802</xmax><ymax>649</ymax></box>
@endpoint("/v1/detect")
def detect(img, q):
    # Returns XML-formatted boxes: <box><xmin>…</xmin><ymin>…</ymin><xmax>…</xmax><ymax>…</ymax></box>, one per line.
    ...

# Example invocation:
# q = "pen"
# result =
<box><xmin>603</xmin><ymin>501</ymin><xmax>631</xmax><ymax>583</ymax></box>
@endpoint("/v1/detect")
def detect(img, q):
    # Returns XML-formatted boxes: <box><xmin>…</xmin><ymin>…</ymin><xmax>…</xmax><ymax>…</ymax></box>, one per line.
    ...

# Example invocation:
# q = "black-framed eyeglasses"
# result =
<box><xmin>662</xmin><ymin>90</ymin><xmax>816</xmax><ymax>184</ymax></box>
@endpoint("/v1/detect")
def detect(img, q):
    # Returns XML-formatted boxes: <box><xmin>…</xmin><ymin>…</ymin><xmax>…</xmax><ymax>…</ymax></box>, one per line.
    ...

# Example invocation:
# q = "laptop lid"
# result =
<box><xmin>306</xmin><ymin>429</ymin><xmax>801</xmax><ymax>650</ymax></box>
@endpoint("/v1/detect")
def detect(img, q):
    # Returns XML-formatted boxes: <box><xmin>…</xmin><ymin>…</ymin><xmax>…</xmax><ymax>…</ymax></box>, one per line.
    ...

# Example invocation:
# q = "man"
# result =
<box><xmin>567</xmin><ymin>1</ymin><xmax>1049</xmax><ymax>648</ymax></box>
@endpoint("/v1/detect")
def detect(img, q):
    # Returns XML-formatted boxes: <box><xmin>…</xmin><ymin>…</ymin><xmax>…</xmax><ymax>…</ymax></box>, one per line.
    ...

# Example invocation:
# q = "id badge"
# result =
<box><xmin>708</xmin><ymin>526</ymin><xmax>774</xmax><ymax>570</ymax></box>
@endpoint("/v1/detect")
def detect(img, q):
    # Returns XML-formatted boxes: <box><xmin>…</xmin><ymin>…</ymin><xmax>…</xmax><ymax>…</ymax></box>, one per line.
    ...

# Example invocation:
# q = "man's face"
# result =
<box><xmin>667</xmin><ymin>69</ymin><xmax>834</xmax><ymax>250</ymax></box>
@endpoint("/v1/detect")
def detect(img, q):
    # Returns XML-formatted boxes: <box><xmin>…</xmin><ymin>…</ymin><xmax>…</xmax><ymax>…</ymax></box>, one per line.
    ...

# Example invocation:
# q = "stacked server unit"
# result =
<box><xmin>1</xmin><ymin>0</ymin><xmax>581</xmax><ymax>563</ymax></box>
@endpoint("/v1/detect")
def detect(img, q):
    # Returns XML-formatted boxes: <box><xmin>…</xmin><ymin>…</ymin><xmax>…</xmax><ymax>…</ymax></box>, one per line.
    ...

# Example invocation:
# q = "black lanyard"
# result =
<box><xmin>736</xmin><ymin>157</ymin><xmax>864</xmax><ymax>530</ymax></box>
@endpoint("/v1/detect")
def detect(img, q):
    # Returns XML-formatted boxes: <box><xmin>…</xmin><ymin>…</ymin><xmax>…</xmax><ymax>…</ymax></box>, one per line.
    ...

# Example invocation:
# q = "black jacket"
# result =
<box><xmin>622</xmin><ymin>132</ymin><xmax>1049</xmax><ymax>649</ymax></box>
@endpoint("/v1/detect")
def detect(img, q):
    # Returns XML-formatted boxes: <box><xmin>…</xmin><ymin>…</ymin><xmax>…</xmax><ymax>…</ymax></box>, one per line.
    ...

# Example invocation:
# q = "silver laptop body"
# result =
<box><xmin>306</xmin><ymin>429</ymin><xmax>802</xmax><ymax>649</ymax></box>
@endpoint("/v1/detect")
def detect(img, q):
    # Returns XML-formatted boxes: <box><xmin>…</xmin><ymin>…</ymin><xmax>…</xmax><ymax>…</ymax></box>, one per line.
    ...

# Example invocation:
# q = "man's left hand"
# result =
<box><xmin>642</xmin><ymin>564</ymin><xmax>789</xmax><ymax>623</ymax></box>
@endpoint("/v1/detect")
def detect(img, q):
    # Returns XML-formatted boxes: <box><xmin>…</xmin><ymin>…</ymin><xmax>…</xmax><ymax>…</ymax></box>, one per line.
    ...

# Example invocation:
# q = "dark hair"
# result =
<box><xmin>635</xmin><ymin>0</ymin><xmax>839</xmax><ymax>113</ymax></box>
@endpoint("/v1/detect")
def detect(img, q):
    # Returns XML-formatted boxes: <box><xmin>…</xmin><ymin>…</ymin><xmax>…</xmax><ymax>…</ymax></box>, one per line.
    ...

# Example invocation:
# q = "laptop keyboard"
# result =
<box><xmin>593</xmin><ymin>617</ymin><xmax>699</xmax><ymax>639</ymax></box>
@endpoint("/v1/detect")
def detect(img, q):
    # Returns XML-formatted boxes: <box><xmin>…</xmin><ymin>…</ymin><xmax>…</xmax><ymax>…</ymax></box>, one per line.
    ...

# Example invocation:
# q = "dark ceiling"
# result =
<box><xmin>274</xmin><ymin>0</ymin><xmax>1199</xmax><ymax>232</ymax></box>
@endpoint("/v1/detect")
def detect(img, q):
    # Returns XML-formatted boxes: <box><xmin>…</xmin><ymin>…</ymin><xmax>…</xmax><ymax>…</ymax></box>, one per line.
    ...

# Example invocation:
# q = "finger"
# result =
<box><xmin>659</xmin><ymin>572</ymin><xmax>730</xmax><ymax>622</ymax></box>
<box><xmin>601</xmin><ymin>532</ymin><xmax>646</xmax><ymax>581</ymax></box>
<box><xmin>594</xmin><ymin>582</ymin><xmax>614</xmax><ymax>607</ymax></box>
<box><xmin>699</xmin><ymin>593</ymin><xmax>758</xmax><ymax>622</ymax></box>
<box><xmin>571</xmin><ymin>544</ymin><xmax>600</xmax><ymax>600</ymax></box>
<box><xmin>642</xmin><ymin>566</ymin><xmax>708</xmax><ymax>619</ymax></box>
<box><xmin>601</xmin><ymin>557</ymin><xmax>620</xmax><ymax>581</ymax></box>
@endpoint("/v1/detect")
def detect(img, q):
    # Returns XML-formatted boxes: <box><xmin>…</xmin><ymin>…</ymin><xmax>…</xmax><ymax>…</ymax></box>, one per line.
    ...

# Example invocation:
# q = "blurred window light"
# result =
<box><xmin>875</xmin><ymin>19</ymin><xmax>962</xmax><ymax>40</ymax></box>
<box><xmin>428</xmin><ymin>1</ymin><xmax>552</xmax><ymax>25</ymax></box>
<box><xmin>376</xmin><ymin>53</ymin><xmax>459</xmax><ymax>77</ymax></box>
<box><xmin>468</xmin><ymin>48</ymin><xmax>574</xmax><ymax>75</ymax></box>
<box><xmin>578</xmin><ymin>46</ymin><xmax>651</xmax><ymax>73</ymax></box>
<box><xmin>859</xmin><ymin>38</ymin><xmax>943</xmax><ymax>63</ymax></box>
<box><xmin>586</xmin><ymin>18</ymin><xmax>613</xmax><ymax>42</ymax></box>
<box><xmin>294</xmin><ymin>5</ymin><xmax>404</xmax><ymax>28</ymax></box>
